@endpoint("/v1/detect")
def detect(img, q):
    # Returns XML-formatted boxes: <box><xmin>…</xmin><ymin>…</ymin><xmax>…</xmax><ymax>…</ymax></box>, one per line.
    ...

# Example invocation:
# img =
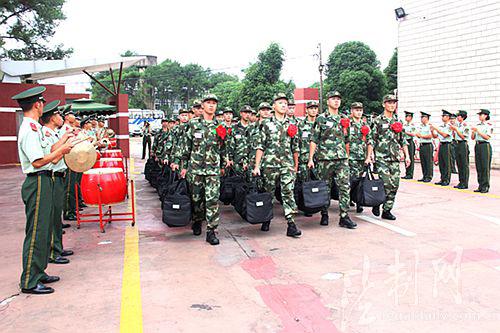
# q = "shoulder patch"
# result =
<box><xmin>30</xmin><ymin>123</ymin><xmax>38</xmax><ymax>131</ymax></box>
<box><xmin>45</xmin><ymin>130</ymin><xmax>52</xmax><ymax>137</ymax></box>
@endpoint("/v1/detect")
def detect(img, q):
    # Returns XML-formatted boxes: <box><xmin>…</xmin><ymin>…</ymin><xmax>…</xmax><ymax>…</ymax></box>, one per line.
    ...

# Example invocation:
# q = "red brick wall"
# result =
<box><xmin>294</xmin><ymin>88</ymin><xmax>319</xmax><ymax>117</ymax></box>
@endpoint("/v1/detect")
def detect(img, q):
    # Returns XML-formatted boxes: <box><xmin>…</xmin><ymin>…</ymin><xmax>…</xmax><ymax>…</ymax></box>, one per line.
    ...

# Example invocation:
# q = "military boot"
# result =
<box><xmin>372</xmin><ymin>205</ymin><xmax>380</xmax><ymax>216</ymax></box>
<box><xmin>286</xmin><ymin>222</ymin><xmax>302</xmax><ymax>238</ymax></box>
<box><xmin>192</xmin><ymin>222</ymin><xmax>202</xmax><ymax>236</ymax></box>
<box><xmin>381</xmin><ymin>210</ymin><xmax>396</xmax><ymax>220</ymax></box>
<box><xmin>261</xmin><ymin>221</ymin><xmax>270</xmax><ymax>232</ymax></box>
<box><xmin>320</xmin><ymin>213</ymin><xmax>329</xmax><ymax>226</ymax></box>
<box><xmin>206</xmin><ymin>229</ymin><xmax>220</xmax><ymax>245</ymax></box>
<box><xmin>339</xmin><ymin>215</ymin><xmax>357</xmax><ymax>229</ymax></box>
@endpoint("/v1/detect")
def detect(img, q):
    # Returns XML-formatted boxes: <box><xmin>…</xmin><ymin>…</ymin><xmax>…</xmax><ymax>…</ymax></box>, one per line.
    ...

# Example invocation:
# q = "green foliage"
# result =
<box><xmin>325</xmin><ymin>41</ymin><xmax>387</xmax><ymax>115</ymax></box>
<box><xmin>211</xmin><ymin>81</ymin><xmax>244</xmax><ymax>115</ymax></box>
<box><xmin>384</xmin><ymin>48</ymin><xmax>398</xmax><ymax>93</ymax></box>
<box><xmin>0</xmin><ymin>0</ymin><xmax>73</xmax><ymax>60</ymax></box>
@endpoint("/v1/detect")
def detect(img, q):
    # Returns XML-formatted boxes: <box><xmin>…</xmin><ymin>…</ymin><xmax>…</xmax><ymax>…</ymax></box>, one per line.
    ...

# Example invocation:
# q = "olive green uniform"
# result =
<box><xmin>436</xmin><ymin>122</ymin><xmax>453</xmax><ymax>184</ymax></box>
<box><xmin>474</xmin><ymin>121</ymin><xmax>493</xmax><ymax>192</ymax></box>
<box><xmin>418</xmin><ymin>124</ymin><xmax>434</xmax><ymax>181</ymax></box>
<box><xmin>454</xmin><ymin>121</ymin><xmax>470</xmax><ymax>187</ymax></box>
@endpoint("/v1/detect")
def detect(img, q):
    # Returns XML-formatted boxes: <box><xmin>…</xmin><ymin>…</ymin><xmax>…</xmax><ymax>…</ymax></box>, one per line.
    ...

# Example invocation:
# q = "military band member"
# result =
<box><xmin>471</xmin><ymin>109</ymin><xmax>493</xmax><ymax>193</ymax></box>
<box><xmin>450</xmin><ymin>110</ymin><xmax>470</xmax><ymax>189</ymax></box>
<box><xmin>449</xmin><ymin>113</ymin><xmax>458</xmax><ymax>174</ymax></box>
<box><xmin>402</xmin><ymin>111</ymin><xmax>417</xmax><ymax>179</ymax></box>
<box><xmin>431</xmin><ymin>110</ymin><xmax>453</xmax><ymax>186</ymax></box>
<box><xmin>12</xmin><ymin>87</ymin><xmax>74</xmax><ymax>294</ymax></box>
<box><xmin>416</xmin><ymin>112</ymin><xmax>434</xmax><ymax>182</ymax></box>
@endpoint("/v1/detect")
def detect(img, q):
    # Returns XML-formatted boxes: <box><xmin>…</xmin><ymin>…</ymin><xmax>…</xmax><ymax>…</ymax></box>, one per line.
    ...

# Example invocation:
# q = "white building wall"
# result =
<box><xmin>398</xmin><ymin>0</ymin><xmax>500</xmax><ymax>167</ymax></box>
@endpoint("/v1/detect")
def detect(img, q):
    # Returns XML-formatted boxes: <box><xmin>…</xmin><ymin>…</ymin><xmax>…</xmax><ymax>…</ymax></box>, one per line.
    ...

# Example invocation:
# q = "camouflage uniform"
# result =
<box><xmin>311</xmin><ymin>113</ymin><xmax>350</xmax><ymax>218</ymax></box>
<box><xmin>247</xmin><ymin>121</ymin><xmax>262</xmax><ymax>171</ymax></box>
<box><xmin>228</xmin><ymin>121</ymin><xmax>250</xmax><ymax>174</ymax></box>
<box><xmin>349</xmin><ymin>119</ymin><xmax>372</xmax><ymax>178</ymax></box>
<box><xmin>153</xmin><ymin>128</ymin><xmax>170</xmax><ymax>161</ymax></box>
<box><xmin>371</xmin><ymin>114</ymin><xmax>407</xmax><ymax>212</ymax></box>
<box><xmin>297</xmin><ymin>117</ymin><xmax>315</xmax><ymax>181</ymax></box>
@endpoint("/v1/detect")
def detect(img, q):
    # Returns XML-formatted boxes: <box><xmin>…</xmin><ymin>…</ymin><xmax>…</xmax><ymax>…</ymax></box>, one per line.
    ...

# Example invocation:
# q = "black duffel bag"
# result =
<box><xmin>219</xmin><ymin>168</ymin><xmax>245</xmax><ymax>205</ymax></box>
<box><xmin>162</xmin><ymin>177</ymin><xmax>192</xmax><ymax>227</ymax></box>
<box><xmin>355</xmin><ymin>166</ymin><xmax>386</xmax><ymax>207</ymax></box>
<box><xmin>233</xmin><ymin>178</ymin><xmax>273</xmax><ymax>224</ymax></box>
<box><xmin>298</xmin><ymin>169</ymin><xmax>330</xmax><ymax>213</ymax></box>
<box><xmin>158</xmin><ymin>167</ymin><xmax>177</xmax><ymax>202</ymax></box>
<box><xmin>144</xmin><ymin>157</ymin><xmax>156</xmax><ymax>182</ymax></box>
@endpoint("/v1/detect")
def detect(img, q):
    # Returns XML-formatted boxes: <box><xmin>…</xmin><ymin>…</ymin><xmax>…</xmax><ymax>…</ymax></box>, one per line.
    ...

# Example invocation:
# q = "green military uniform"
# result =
<box><xmin>417</xmin><ymin>112</ymin><xmax>434</xmax><ymax>182</ymax></box>
<box><xmin>349</xmin><ymin>102</ymin><xmax>372</xmax><ymax>179</ymax></box>
<box><xmin>228</xmin><ymin>106</ymin><xmax>252</xmax><ymax>174</ymax></box>
<box><xmin>371</xmin><ymin>95</ymin><xmax>407</xmax><ymax>214</ymax></box>
<box><xmin>247</xmin><ymin>102</ymin><xmax>272</xmax><ymax>170</ymax></box>
<box><xmin>170</xmin><ymin>120</ymin><xmax>190</xmax><ymax>170</ymax></box>
<box><xmin>473</xmin><ymin>109</ymin><xmax>493</xmax><ymax>193</ymax></box>
<box><xmin>402</xmin><ymin>111</ymin><xmax>417</xmax><ymax>179</ymax></box>
<box><xmin>453</xmin><ymin>110</ymin><xmax>470</xmax><ymax>188</ymax></box>
<box><xmin>58</xmin><ymin>109</ymin><xmax>78</xmax><ymax>220</ymax></box>
<box><xmin>297</xmin><ymin>104</ymin><xmax>317</xmax><ymax>181</ymax></box>
<box><xmin>435</xmin><ymin>110</ymin><xmax>453</xmax><ymax>185</ymax></box>
<box><xmin>151</xmin><ymin>119</ymin><xmax>170</xmax><ymax>161</ymax></box>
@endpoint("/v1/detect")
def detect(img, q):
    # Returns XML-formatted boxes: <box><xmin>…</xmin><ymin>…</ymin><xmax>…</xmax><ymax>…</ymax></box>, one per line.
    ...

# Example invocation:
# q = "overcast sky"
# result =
<box><xmin>44</xmin><ymin>0</ymin><xmax>403</xmax><ymax>92</ymax></box>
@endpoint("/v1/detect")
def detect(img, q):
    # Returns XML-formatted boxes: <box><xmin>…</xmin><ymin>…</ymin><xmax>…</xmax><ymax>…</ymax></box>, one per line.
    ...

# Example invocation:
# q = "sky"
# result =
<box><xmin>43</xmin><ymin>0</ymin><xmax>403</xmax><ymax>93</ymax></box>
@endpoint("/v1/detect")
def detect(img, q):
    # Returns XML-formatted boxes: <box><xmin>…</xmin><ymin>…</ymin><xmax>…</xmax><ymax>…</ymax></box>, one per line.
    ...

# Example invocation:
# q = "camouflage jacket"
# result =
<box><xmin>176</xmin><ymin>118</ymin><xmax>226</xmax><ymax>176</ymax></box>
<box><xmin>297</xmin><ymin>118</ymin><xmax>315</xmax><ymax>164</ymax></box>
<box><xmin>246</xmin><ymin>121</ymin><xmax>262</xmax><ymax>166</ymax></box>
<box><xmin>349</xmin><ymin>119</ymin><xmax>372</xmax><ymax>161</ymax></box>
<box><xmin>152</xmin><ymin>129</ymin><xmax>170</xmax><ymax>158</ymax></box>
<box><xmin>228</xmin><ymin>121</ymin><xmax>250</xmax><ymax>165</ymax></box>
<box><xmin>256</xmin><ymin>116</ymin><xmax>299</xmax><ymax>169</ymax></box>
<box><xmin>311</xmin><ymin>113</ymin><xmax>349</xmax><ymax>160</ymax></box>
<box><xmin>371</xmin><ymin>114</ymin><xmax>407</xmax><ymax>162</ymax></box>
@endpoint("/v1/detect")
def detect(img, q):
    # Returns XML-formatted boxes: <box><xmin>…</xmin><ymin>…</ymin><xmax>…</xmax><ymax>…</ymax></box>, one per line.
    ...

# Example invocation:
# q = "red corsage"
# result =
<box><xmin>361</xmin><ymin>125</ymin><xmax>370</xmax><ymax>141</ymax></box>
<box><xmin>215</xmin><ymin>125</ymin><xmax>227</xmax><ymax>140</ymax></box>
<box><xmin>227</xmin><ymin>128</ymin><xmax>232</xmax><ymax>136</ymax></box>
<box><xmin>340</xmin><ymin>118</ymin><xmax>350</xmax><ymax>135</ymax></box>
<box><xmin>287</xmin><ymin>124</ymin><xmax>298</xmax><ymax>138</ymax></box>
<box><xmin>390</xmin><ymin>122</ymin><xmax>403</xmax><ymax>133</ymax></box>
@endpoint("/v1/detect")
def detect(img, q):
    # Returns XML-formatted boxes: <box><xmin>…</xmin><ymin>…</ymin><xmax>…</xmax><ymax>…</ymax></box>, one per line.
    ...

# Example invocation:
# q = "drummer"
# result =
<box><xmin>96</xmin><ymin>116</ymin><xmax>107</xmax><ymax>142</ymax></box>
<box><xmin>12</xmin><ymin>87</ymin><xmax>74</xmax><ymax>294</ymax></box>
<box><xmin>40</xmin><ymin>100</ymin><xmax>75</xmax><ymax>265</ymax></box>
<box><xmin>80</xmin><ymin>116</ymin><xmax>97</xmax><ymax>144</ymax></box>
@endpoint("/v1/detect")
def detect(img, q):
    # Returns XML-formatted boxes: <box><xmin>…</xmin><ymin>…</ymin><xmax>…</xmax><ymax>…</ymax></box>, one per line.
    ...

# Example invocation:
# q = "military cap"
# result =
<box><xmin>383</xmin><ymin>94</ymin><xmax>398</xmax><ymax>103</ymax></box>
<box><xmin>251</xmin><ymin>108</ymin><xmax>257</xmax><ymax>115</ymax></box>
<box><xmin>449</xmin><ymin>112</ymin><xmax>457</xmax><ymax>119</ymax></box>
<box><xmin>351</xmin><ymin>102</ymin><xmax>364</xmax><ymax>109</ymax></box>
<box><xmin>258</xmin><ymin>102</ymin><xmax>272</xmax><ymax>110</ymax></box>
<box><xmin>404</xmin><ymin>111</ymin><xmax>414</xmax><ymax>116</ymax></box>
<box><xmin>11</xmin><ymin>86</ymin><xmax>46</xmax><ymax>106</ymax></box>
<box><xmin>80</xmin><ymin>116</ymin><xmax>92</xmax><ymax>126</ymax></box>
<box><xmin>223</xmin><ymin>107</ymin><xmax>234</xmax><ymax>114</ymax></box>
<box><xmin>168</xmin><ymin>117</ymin><xmax>176</xmax><ymax>123</ymax></box>
<box><xmin>42</xmin><ymin>100</ymin><xmax>61</xmax><ymax>115</ymax></box>
<box><xmin>202</xmin><ymin>93</ymin><xmax>218</xmax><ymax>103</ymax></box>
<box><xmin>240</xmin><ymin>105</ymin><xmax>252</xmax><ymax>113</ymax></box>
<box><xmin>59</xmin><ymin>104</ymin><xmax>74</xmax><ymax>116</ymax></box>
<box><xmin>215</xmin><ymin>110</ymin><xmax>224</xmax><ymax>116</ymax></box>
<box><xmin>192</xmin><ymin>99</ymin><xmax>202</xmax><ymax>107</ymax></box>
<box><xmin>178</xmin><ymin>108</ymin><xmax>189</xmax><ymax>114</ymax></box>
<box><xmin>478</xmin><ymin>109</ymin><xmax>490</xmax><ymax>120</ymax></box>
<box><xmin>233</xmin><ymin>117</ymin><xmax>239</xmax><ymax>122</ymax></box>
<box><xmin>420</xmin><ymin>111</ymin><xmax>431</xmax><ymax>118</ymax></box>
<box><xmin>441</xmin><ymin>110</ymin><xmax>452</xmax><ymax>117</ymax></box>
<box><xmin>273</xmin><ymin>93</ymin><xmax>288</xmax><ymax>102</ymax></box>
<box><xmin>458</xmin><ymin>110</ymin><xmax>468</xmax><ymax>119</ymax></box>
<box><xmin>161</xmin><ymin>118</ymin><xmax>169</xmax><ymax>123</ymax></box>
<box><xmin>327</xmin><ymin>91</ymin><xmax>342</xmax><ymax>99</ymax></box>
<box><xmin>306</xmin><ymin>101</ymin><xmax>319</xmax><ymax>108</ymax></box>
<box><xmin>288</xmin><ymin>97</ymin><xmax>296</xmax><ymax>106</ymax></box>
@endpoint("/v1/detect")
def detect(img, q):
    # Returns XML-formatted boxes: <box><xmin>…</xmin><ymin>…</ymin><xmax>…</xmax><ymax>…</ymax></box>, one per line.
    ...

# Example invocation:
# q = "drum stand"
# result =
<box><xmin>75</xmin><ymin>180</ymin><xmax>136</xmax><ymax>233</ymax></box>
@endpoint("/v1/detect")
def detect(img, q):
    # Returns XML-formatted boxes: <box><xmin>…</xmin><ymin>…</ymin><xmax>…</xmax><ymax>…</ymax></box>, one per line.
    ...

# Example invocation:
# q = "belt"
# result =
<box><xmin>440</xmin><ymin>142</ymin><xmax>451</xmax><ymax>145</ymax></box>
<box><xmin>420</xmin><ymin>142</ymin><xmax>432</xmax><ymax>145</ymax></box>
<box><xmin>27</xmin><ymin>170</ymin><xmax>53</xmax><ymax>177</ymax></box>
<box><xmin>477</xmin><ymin>141</ymin><xmax>490</xmax><ymax>145</ymax></box>
<box><xmin>54</xmin><ymin>171</ymin><xmax>65</xmax><ymax>178</ymax></box>
<box><xmin>456</xmin><ymin>140</ymin><xmax>467</xmax><ymax>144</ymax></box>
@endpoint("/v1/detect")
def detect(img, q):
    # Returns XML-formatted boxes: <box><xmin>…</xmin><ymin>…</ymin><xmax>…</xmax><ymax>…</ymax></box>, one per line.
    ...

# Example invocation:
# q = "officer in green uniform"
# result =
<box><xmin>172</xmin><ymin>94</ymin><xmax>225</xmax><ymax>245</ymax></box>
<box><xmin>367</xmin><ymin>95</ymin><xmax>410</xmax><ymax>220</ymax></box>
<box><xmin>13</xmin><ymin>87</ymin><xmax>73</xmax><ymax>294</ymax></box>
<box><xmin>449</xmin><ymin>113</ymin><xmax>459</xmax><ymax>174</ymax></box>
<box><xmin>416</xmin><ymin>112</ymin><xmax>434</xmax><ymax>182</ymax></box>
<box><xmin>227</xmin><ymin>105</ymin><xmax>252</xmax><ymax>174</ymax></box>
<box><xmin>308</xmin><ymin>91</ymin><xmax>356</xmax><ymax>229</ymax></box>
<box><xmin>402</xmin><ymin>111</ymin><xmax>417</xmax><ymax>179</ymax></box>
<box><xmin>297</xmin><ymin>101</ymin><xmax>319</xmax><ymax>182</ymax></box>
<box><xmin>450</xmin><ymin>110</ymin><xmax>470</xmax><ymax>188</ymax></box>
<box><xmin>471</xmin><ymin>109</ymin><xmax>493</xmax><ymax>193</ymax></box>
<box><xmin>253</xmin><ymin>93</ymin><xmax>302</xmax><ymax>237</ymax></box>
<box><xmin>431</xmin><ymin>110</ymin><xmax>453</xmax><ymax>186</ymax></box>
<box><xmin>41</xmin><ymin>100</ymin><xmax>74</xmax><ymax>264</ymax></box>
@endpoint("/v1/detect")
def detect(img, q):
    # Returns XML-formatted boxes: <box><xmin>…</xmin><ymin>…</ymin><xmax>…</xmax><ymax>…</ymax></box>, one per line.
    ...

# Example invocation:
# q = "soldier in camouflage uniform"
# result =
<box><xmin>172</xmin><ymin>94</ymin><xmax>225</xmax><ymax>245</ymax></box>
<box><xmin>367</xmin><ymin>95</ymin><xmax>411</xmax><ymax>220</ymax></box>
<box><xmin>297</xmin><ymin>101</ymin><xmax>319</xmax><ymax>182</ymax></box>
<box><xmin>402</xmin><ymin>111</ymin><xmax>417</xmax><ymax>179</ymax></box>
<box><xmin>253</xmin><ymin>93</ymin><xmax>302</xmax><ymax>237</ymax></box>
<box><xmin>348</xmin><ymin>102</ymin><xmax>373</xmax><ymax>213</ymax></box>
<box><xmin>215</xmin><ymin>109</ymin><xmax>224</xmax><ymax>122</ymax></box>
<box><xmin>250</xmin><ymin>108</ymin><xmax>258</xmax><ymax>123</ymax></box>
<box><xmin>227</xmin><ymin>105</ymin><xmax>253</xmax><ymax>174</ymax></box>
<box><xmin>286</xmin><ymin>97</ymin><xmax>297</xmax><ymax>124</ymax></box>
<box><xmin>450</xmin><ymin>110</ymin><xmax>470</xmax><ymax>189</ymax></box>
<box><xmin>191</xmin><ymin>99</ymin><xmax>203</xmax><ymax>119</ymax></box>
<box><xmin>164</xmin><ymin>109</ymin><xmax>189</xmax><ymax>165</ymax></box>
<box><xmin>223</xmin><ymin>107</ymin><xmax>234</xmax><ymax>129</ymax></box>
<box><xmin>247</xmin><ymin>102</ymin><xmax>272</xmax><ymax>171</ymax></box>
<box><xmin>152</xmin><ymin>119</ymin><xmax>170</xmax><ymax>164</ymax></box>
<box><xmin>308</xmin><ymin>91</ymin><xmax>356</xmax><ymax>229</ymax></box>
<box><xmin>431</xmin><ymin>110</ymin><xmax>453</xmax><ymax>186</ymax></box>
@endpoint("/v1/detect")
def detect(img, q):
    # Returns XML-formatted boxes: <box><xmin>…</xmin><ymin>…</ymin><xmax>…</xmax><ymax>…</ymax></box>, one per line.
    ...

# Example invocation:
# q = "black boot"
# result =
<box><xmin>339</xmin><ymin>215</ymin><xmax>357</xmax><ymax>229</ymax></box>
<box><xmin>261</xmin><ymin>221</ymin><xmax>270</xmax><ymax>231</ymax></box>
<box><xmin>192</xmin><ymin>222</ymin><xmax>202</xmax><ymax>236</ymax></box>
<box><xmin>372</xmin><ymin>205</ymin><xmax>380</xmax><ymax>217</ymax></box>
<box><xmin>356</xmin><ymin>204</ymin><xmax>363</xmax><ymax>213</ymax></box>
<box><xmin>320</xmin><ymin>213</ymin><xmax>329</xmax><ymax>226</ymax></box>
<box><xmin>286</xmin><ymin>222</ymin><xmax>302</xmax><ymax>238</ymax></box>
<box><xmin>381</xmin><ymin>210</ymin><xmax>396</xmax><ymax>220</ymax></box>
<box><xmin>206</xmin><ymin>229</ymin><xmax>220</xmax><ymax>245</ymax></box>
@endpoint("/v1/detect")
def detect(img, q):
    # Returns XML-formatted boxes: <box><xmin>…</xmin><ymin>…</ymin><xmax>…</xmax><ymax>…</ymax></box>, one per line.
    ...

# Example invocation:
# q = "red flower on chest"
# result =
<box><xmin>287</xmin><ymin>124</ymin><xmax>298</xmax><ymax>138</ymax></box>
<box><xmin>361</xmin><ymin>125</ymin><xmax>370</xmax><ymax>141</ymax></box>
<box><xmin>215</xmin><ymin>125</ymin><xmax>227</xmax><ymax>140</ymax></box>
<box><xmin>340</xmin><ymin>118</ymin><xmax>350</xmax><ymax>135</ymax></box>
<box><xmin>390</xmin><ymin>122</ymin><xmax>403</xmax><ymax>133</ymax></box>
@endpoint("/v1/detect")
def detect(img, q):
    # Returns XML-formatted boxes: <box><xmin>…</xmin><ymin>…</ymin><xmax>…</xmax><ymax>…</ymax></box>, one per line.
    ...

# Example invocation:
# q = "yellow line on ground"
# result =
<box><xmin>402</xmin><ymin>179</ymin><xmax>500</xmax><ymax>199</ymax></box>
<box><xmin>130</xmin><ymin>157</ymin><xmax>135</xmax><ymax>179</ymax></box>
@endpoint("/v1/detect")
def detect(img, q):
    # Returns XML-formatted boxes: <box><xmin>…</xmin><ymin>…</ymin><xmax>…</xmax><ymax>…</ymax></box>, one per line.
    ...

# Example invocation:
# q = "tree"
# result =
<box><xmin>384</xmin><ymin>48</ymin><xmax>398</xmax><ymax>94</ymax></box>
<box><xmin>0</xmin><ymin>0</ymin><xmax>73</xmax><ymax>60</ymax></box>
<box><xmin>211</xmin><ymin>81</ymin><xmax>244</xmax><ymax>114</ymax></box>
<box><xmin>325</xmin><ymin>41</ymin><xmax>387</xmax><ymax>115</ymax></box>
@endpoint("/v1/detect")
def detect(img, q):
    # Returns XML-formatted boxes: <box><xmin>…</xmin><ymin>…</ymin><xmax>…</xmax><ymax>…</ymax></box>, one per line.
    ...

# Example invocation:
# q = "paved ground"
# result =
<box><xmin>1</xmin><ymin>137</ymin><xmax>500</xmax><ymax>333</ymax></box>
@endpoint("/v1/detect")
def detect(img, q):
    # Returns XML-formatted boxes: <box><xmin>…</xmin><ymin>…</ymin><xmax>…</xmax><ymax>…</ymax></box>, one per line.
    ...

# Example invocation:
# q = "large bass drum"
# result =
<box><xmin>93</xmin><ymin>157</ymin><xmax>124</xmax><ymax>170</ymax></box>
<box><xmin>81</xmin><ymin>167</ymin><xmax>127</xmax><ymax>205</ymax></box>
<box><xmin>102</xmin><ymin>149</ymin><xmax>122</xmax><ymax>159</ymax></box>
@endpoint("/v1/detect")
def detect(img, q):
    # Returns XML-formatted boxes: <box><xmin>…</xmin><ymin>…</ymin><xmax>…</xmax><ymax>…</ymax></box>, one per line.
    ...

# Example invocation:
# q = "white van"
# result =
<box><xmin>129</xmin><ymin>109</ymin><xmax>164</xmax><ymax>136</ymax></box>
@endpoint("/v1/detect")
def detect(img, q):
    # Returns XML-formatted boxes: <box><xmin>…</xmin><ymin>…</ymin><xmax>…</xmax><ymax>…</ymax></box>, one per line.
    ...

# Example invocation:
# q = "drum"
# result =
<box><xmin>81</xmin><ymin>167</ymin><xmax>127</xmax><ymax>205</ymax></box>
<box><xmin>102</xmin><ymin>149</ymin><xmax>122</xmax><ymax>158</ymax></box>
<box><xmin>109</xmin><ymin>138</ymin><xmax>117</xmax><ymax>149</ymax></box>
<box><xmin>96</xmin><ymin>150</ymin><xmax>101</xmax><ymax>161</ymax></box>
<box><xmin>93</xmin><ymin>157</ymin><xmax>124</xmax><ymax>170</ymax></box>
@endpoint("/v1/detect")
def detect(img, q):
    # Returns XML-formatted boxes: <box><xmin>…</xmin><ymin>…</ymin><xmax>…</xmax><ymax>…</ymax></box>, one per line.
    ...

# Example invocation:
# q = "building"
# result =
<box><xmin>397</xmin><ymin>0</ymin><xmax>500</xmax><ymax>167</ymax></box>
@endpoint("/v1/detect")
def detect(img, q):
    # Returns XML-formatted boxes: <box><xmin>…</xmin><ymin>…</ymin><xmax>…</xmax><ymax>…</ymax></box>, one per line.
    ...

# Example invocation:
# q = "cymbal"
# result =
<box><xmin>64</xmin><ymin>140</ymin><xmax>97</xmax><ymax>172</ymax></box>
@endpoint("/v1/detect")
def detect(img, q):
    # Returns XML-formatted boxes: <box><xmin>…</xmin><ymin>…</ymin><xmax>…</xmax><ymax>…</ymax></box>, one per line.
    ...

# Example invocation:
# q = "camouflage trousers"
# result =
<box><xmin>262</xmin><ymin>167</ymin><xmax>297</xmax><ymax>221</ymax></box>
<box><xmin>349</xmin><ymin>159</ymin><xmax>366</xmax><ymax>179</ymax></box>
<box><xmin>187</xmin><ymin>173</ymin><xmax>220</xmax><ymax>229</ymax></box>
<box><xmin>297</xmin><ymin>162</ymin><xmax>309</xmax><ymax>182</ymax></box>
<box><xmin>375</xmin><ymin>159</ymin><xmax>400</xmax><ymax>212</ymax></box>
<box><xmin>317</xmin><ymin>159</ymin><xmax>350</xmax><ymax>217</ymax></box>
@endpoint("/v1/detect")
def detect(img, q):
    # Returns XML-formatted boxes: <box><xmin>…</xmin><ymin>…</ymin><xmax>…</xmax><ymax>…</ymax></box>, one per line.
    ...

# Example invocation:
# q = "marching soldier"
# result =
<box><xmin>192</xmin><ymin>99</ymin><xmax>203</xmax><ymax>119</ymax></box>
<box><xmin>152</xmin><ymin>118</ymin><xmax>170</xmax><ymax>164</ymax></box>
<box><xmin>286</xmin><ymin>97</ymin><xmax>297</xmax><ymax>123</ymax></box>
<box><xmin>308</xmin><ymin>91</ymin><xmax>356</xmax><ymax>229</ymax></box>
<box><xmin>297</xmin><ymin>101</ymin><xmax>319</xmax><ymax>182</ymax></box>
<box><xmin>250</xmin><ymin>109</ymin><xmax>258</xmax><ymax>123</ymax></box>
<box><xmin>223</xmin><ymin>107</ymin><xmax>234</xmax><ymax>129</ymax></box>
<box><xmin>215</xmin><ymin>109</ymin><xmax>224</xmax><ymax>122</ymax></box>
<box><xmin>471</xmin><ymin>109</ymin><xmax>493</xmax><ymax>193</ymax></box>
<box><xmin>12</xmin><ymin>87</ymin><xmax>74</xmax><ymax>294</ymax></box>
<box><xmin>172</xmin><ymin>94</ymin><xmax>225</xmax><ymax>245</ymax></box>
<box><xmin>416</xmin><ymin>112</ymin><xmax>434</xmax><ymax>182</ymax></box>
<box><xmin>367</xmin><ymin>94</ymin><xmax>411</xmax><ymax>220</ymax></box>
<box><xmin>450</xmin><ymin>110</ymin><xmax>470</xmax><ymax>189</ymax></box>
<box><xmin>247</xmin><ymin>102</ymin><xmax>272</xmax><ymax>171</ymax></box>
<box><xmin>167</xmin><ymin>109</ymin><xmax>190</xmax><ymax>167</ymax></box>
<box><xmin>431</xmin><ymin>110</ymin><xmax>453</xmax><ymax>186</ymax></box>
<box><xmin>402</xmin><ymin>111</ymin><xmax>417</xmax><ymax>179</ymax></box>
<box><xmin>253</xmin><ymin>93</ymin><xmax>302</xmax><ymax>237</ymax></box>
<box><xmin>227</xmin><ymin>105</ymin><xmax>253</xmax><ymax>174</ymax></box>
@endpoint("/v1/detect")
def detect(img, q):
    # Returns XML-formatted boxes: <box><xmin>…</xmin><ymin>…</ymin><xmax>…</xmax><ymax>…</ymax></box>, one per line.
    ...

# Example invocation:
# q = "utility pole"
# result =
<box><xmin>317</xmin><ymin>43</ymin><xmax>325</xmax><ymax>113</ymax></box>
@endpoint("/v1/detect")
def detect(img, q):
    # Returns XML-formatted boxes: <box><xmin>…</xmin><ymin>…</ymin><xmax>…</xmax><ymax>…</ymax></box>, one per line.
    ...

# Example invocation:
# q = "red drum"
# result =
<box><xmin>109</xmin><ymin>138</ymin><xmax>117</xmax><ymax>148</ymax></box>
<box><xmin>96</xmin><ymin>151</ymin><xmax>101</xmax><ymax>161</ymax></box>
<box><xmin>102</xmin><ymin>149</ymin><xmax>122</xmax><ymax>159</ymax></box>
<box><xmin>93</xmin><ymin>157</ymin><xmax>124</xmax><ymax>170</ymax></box>
<box><xmin>81</xmin><ymin>167</ymin><xmax>127</xmax><ymax>205</ymax></box>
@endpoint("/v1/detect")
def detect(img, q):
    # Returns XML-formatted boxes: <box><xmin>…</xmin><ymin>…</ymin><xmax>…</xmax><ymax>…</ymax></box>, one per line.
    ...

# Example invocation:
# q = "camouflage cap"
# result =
<box><xmin>168</xmin><ymin>117</ymin><xmax>176</xmax><ymax>122</ymax></box>
<box><xmin>383</xmin><ymin>94</ymin><xmax>398</xmax><ymax>103</ymax></box>
<box><xmin>240</xmin><ymin>105</ymin><xmax>252</xmax><ymax>113</ymax></box>
<box><xmin>192</xmin><ymin>99</ymin><xmax>202</xmax><ymax>107</ymax></box>
<box><xmin>215</xmin><ymin>110</ymin><xmax>224</xmax><ymax>116</ymax></box>
<box><xmin>288</xmin><ymin>97</ymin><xmax>296</xmax><ymax>105</ymax></box>
<box><xmin>11</xmin><ymin>86</ymin><xmax>47</xmax><ymax>106</ymax></box>
<box><xmin>178</xmin><ymin>108</ymin><xmax>189</xmax><ymax>114</ymax></box>
<box><xmin>223</xmin><ymin>107</ymin><xmax>234</xmax><ymax>114</ymax></box>
<box><xmin>258</xmin><ymin>102</ymin><xmax>272</xmax><ymax>110</ymax></box>
<box><xmin>351</xmin><ymin>102</ymin><xmax>363</xmax><ymax>109</ymax></box>
<box><xmin>306</xmin><ymin>101</ymin><xmax>319</xmax><ymax>108</ymax></box>
<box><xmin>42</xmin><ymin>100</ymin><xmax>61</xmax><ymax>115</ymax></box>
<box><xmin>327</xmin><ymin>91</ymin><xmax>342</xmax><ymax>99</ymax></box>
<box><xmin>202</xmin><ymin>93</ymin><xmax>218</xmax><ymax>103</ymax></box>
<box><xmin>273</xmin><ymin>93</ymin><xmax>288</xmax><ymax>103</ymax></box>
<box><xmin>161</xmin><ymin>118</ymin><xmax>169</xmax><ymax>123</ymax></box>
